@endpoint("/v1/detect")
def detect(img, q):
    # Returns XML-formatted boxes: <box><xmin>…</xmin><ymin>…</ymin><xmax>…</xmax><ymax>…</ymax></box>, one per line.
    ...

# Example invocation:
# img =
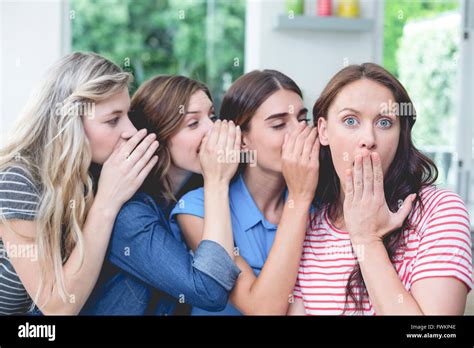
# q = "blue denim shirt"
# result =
<box><xmin>81</xmin><ymin>192</ymin><xmax>241</xmax><ymax>315</ymax></box>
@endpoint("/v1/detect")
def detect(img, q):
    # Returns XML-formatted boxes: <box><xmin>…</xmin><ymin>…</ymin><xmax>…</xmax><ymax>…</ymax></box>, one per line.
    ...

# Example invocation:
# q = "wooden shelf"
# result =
<box><xmin>275</xmin><ymin>15</ymin><xmax>374</xmax><ymax>32</ymax></box>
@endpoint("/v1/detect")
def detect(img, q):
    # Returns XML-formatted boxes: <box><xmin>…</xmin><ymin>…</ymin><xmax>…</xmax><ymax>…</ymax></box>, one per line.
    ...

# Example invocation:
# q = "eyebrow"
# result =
<box><xmin>265</xmin><ymin>107</ymin><xmax>308</xmax><ymax>121</ymax></box>
<box><xmin>104</xmin><ymin>109</ymin><xmax>125</xmax><ymax>118</ymax></box>
<box><xmin>185</xmin><ymin>105</ymin><xmax>214</xmax><ymax>115</ymax></box>
<box><xmin>338</xmin><ymin>107</ymin><xmax>360</xmax><ymax>115</ymax></box>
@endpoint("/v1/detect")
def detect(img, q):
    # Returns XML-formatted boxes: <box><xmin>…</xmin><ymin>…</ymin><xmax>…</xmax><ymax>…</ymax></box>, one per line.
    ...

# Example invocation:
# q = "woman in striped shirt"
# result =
<box><xmin>0</xmin><ymin>52</ymin><xmax>159</xmax><ymax>315</ymax></box>
<box><xmin>289</xmin><ymin>63</ymin><xmax>472</xmax><ymax>315</ymax></box>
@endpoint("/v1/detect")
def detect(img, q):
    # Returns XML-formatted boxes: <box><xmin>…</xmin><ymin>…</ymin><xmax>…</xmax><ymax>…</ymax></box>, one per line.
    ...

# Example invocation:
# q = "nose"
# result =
<box><xmin>358</xmin><ymin>124</ymin><xmax>376</xmax><ymax>150</ymax></box>
<box><xmin>202</xmin><ymin>116</ymin><xmax>214</xmax><ymax>134</ymax></box>
<box><xmin>122</xmin><ymin>115</ymin><xmax>138</xmax><ymax>138</ymax></box>
<box><xmin>286</xmin><ymin>117</ymin><xmax>303</xmax><ymax>136</ymax></box>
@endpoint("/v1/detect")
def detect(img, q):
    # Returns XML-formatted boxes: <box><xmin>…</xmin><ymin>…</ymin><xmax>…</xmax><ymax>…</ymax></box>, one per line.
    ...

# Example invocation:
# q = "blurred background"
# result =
<box><xmin>1</xmin><ymin>0</ymin><xmax>473</xmax><ymax>312</ymax></box>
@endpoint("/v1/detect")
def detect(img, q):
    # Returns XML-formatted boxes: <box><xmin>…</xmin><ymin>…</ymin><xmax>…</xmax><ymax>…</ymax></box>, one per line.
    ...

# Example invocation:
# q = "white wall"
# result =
<box><xmin>0</xmin><ymin>0</ymin><xmax>69</xmax><ymax>145</ymax></box>
<box><xmin>245</xmin><ymin>0</ymin><xmax>384</xmax><ymax>110</ymax></box>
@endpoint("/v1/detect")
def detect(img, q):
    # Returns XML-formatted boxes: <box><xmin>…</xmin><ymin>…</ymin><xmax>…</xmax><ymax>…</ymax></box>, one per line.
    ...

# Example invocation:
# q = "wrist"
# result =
<box><xmin>203</xmin><ymin>178</ymin><xmax>230</xmax><ymax>189</ymax></box>
<box><xmin>92</xmin><ymin>194</ymin><xmax>121</xmax><ymax>219</ymax></box>
<box><xmin>286</xmin><ymin>193</ymin><xmax>313</xmax><ymax>207</ymax></box>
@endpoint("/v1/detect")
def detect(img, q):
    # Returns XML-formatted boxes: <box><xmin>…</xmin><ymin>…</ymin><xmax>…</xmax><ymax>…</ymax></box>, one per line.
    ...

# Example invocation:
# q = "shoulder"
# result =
<box><xmin>170</xmin><ymin>187</ymin><xmax>205</xmax><ymax>221</ymax></box>
<box><xmin>0</xmin><ymin>165</ymin><xmax>41</xmax><ymax>221</ymax></box>
<box><xmin>412</xmin><ymin>186</ymin><xmax>469</xmax><ymax>234</ymax></box>
<box><xmin>407</xmin><ymin>186</ymin><xmax>471</xmax><ymax>258</ymax></box>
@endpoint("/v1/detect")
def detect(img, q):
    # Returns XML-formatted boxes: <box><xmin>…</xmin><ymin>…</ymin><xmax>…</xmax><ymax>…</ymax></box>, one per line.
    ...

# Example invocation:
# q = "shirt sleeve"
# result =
<box><xmin>108</xmin><ymin>196</ymin><xmax>241</xmax><ymax>311</ymax></box>
<box><xmin>410</xmin><ymin>190</ymin><xmax>473</xmax><ymax>291</ymax></box>
<box><xmin>169</xmin><ymin>187</ymin><xmax>205</xmax><ymax>222</ymax></box>
<box><xmin>0</xmin><ymin>166</ymin><xmax>40</xmax><ymax>221</ymax></box>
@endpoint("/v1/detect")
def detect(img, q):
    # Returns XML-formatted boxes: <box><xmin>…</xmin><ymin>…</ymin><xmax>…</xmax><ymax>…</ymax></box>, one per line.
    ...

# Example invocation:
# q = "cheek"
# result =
<box><xmin>169</xmin><ymin>131</ymin><xmax>202</xmax><ymax>165</ymax></box>
<box><xmin>248</xmin><ymin>130</ymin><xmax>284</xmax><ymax>164</ymax></box>
<box><xmin>83</xmin><ymin>122</ymin><xmax>120</xmax><ymax>164</ymax></box>
<box><xmin>380</xmin><ymin>133</ymin><xmax>400</xmax><ymax>175</ymax></box>
<box><xmin>327</xmin><ymin>132</ymin><xmax>357</xmax><ymax>176</ymax></box>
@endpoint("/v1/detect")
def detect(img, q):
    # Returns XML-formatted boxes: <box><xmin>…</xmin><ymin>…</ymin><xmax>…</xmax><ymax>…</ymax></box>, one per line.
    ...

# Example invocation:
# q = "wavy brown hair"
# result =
<box><xmin>312</xmin><ymin>63</ymin><xmax>438</xmax><ymax>313</ymax></box>
<box><xmin>129</xmin><ymin>75</ymin><xmax>212</xmax><ymax>203</ymax></box>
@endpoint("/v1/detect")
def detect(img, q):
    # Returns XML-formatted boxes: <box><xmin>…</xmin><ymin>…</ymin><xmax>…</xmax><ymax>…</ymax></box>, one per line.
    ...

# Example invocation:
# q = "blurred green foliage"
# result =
<box><xmin>71</xmin><ymin>0</ymin><xmax>246</xmax><ymax>108</ymax></box>
<box><xmin>383</xmin><ymin>0</ymin><xmax>459</xmax><ymax>77</ymax></box>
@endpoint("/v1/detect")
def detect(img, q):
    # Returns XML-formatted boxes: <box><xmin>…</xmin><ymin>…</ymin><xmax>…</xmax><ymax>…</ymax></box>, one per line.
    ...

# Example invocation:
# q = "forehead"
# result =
<box><xmin>94</xmin><ymin>88</ymin><xmax>130</xmax><ymax>116</ymax></box>
<box><xmin>330</xmin><ymin>79</ymin><xmax>395</xmax><ymax>115</ymax></box>
<box><xmin>187</xmin><ymin>90</ymin><xmax>212</xmax><ymax>110</ymax></box>
<box><xmin>254</xmin><ymin>89</ymin><xmax>303</xmax><ymax>119</ymax></box>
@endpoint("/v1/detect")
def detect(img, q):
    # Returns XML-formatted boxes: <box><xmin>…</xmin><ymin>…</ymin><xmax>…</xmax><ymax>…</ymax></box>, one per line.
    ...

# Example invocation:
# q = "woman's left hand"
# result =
<box><xmin>343</xmin><ymin>149</ymin><xmax>416</xmax><ymax>247</ymax></box>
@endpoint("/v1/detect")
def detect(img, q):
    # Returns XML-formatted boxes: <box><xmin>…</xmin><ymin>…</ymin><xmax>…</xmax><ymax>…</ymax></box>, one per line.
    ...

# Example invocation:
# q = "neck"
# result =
<box><xmin>242</xmin><ymin>166</ymin><xmax>286</xmax><ymax>223</ymax></box>
<box><xmin>168</xmin><ymin>165</ymin><xmax>192</xmax><ymax>195</ymax></box>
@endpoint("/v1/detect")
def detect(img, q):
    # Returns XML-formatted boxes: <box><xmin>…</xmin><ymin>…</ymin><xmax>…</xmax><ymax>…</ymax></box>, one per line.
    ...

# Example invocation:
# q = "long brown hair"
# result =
<box><xmin>219</xmin><ymin>69</ymin><xmax>303</xmax><ymax>176</ymax></box>
<box><xmin>312</xmin><ymin>63</ymin><xmax>438</xmax><ymax>313</ymax></box>
<box><xmin>220</xmin><ymin>69</ymin><xmax>303</xmax><ymax>130</ymax></box>
<box><xmin>129</xmin><ymin>75</ymin><xmax>212</xmax><ymax>203</ymax></box>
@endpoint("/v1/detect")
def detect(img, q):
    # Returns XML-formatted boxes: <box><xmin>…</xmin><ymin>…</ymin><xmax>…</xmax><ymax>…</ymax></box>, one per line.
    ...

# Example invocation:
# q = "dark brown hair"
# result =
<box><xmin>129</xmin><ymin>75</ymin><xmax>212</xmax><ymax>203</ymax></box>
<box><xmin>312</xmin><ymin>63</ymin><xmax>438</xmax><ymax>313</ymax></box>
<box><xmin>219</xmin><ymin>69</ymin><xmax>303</xmax><ymax>176</ymax></box>
<box><xmin>220</xmin><ymin>69</ymin><xmax>303</xmax><ymax>130</ymax></box>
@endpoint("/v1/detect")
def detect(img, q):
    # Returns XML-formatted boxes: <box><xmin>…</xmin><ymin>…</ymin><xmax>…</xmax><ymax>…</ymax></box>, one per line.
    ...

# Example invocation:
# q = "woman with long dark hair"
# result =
<box><xmin>289</xmin><ymin>63</ymin><xmax>472</xmax><ymax>315</ymax></box>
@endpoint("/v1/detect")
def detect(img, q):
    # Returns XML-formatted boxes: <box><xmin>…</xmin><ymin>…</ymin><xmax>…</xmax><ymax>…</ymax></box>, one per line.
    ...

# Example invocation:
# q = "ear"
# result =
<box><xmin>241</xmin><ymin>131</ymin><xmax>250</xmax><ymax>151</ymax></box>
<box><xmin>317</xmin><ymin>118</ymin><xmax>329</xmax><ymax>146</ymax></box>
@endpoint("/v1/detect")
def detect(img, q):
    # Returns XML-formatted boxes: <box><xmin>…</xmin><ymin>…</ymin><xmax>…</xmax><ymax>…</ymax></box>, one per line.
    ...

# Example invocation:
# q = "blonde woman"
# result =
<box><xmin>0</xmin><ymin>52</ymin><xmax>158</xmax><ymax>315</ymax></box>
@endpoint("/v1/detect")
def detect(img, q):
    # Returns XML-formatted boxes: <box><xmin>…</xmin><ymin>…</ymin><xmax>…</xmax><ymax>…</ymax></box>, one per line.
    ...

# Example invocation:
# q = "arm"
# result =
<box><xmin>344</xmin><ymin>150</ymin><xmax>471</xmax><ymax>315</ymax></box>
<box><xmin>228</xmin><ymin>197</ymin><xmax>312</xmax><ymax>315</ymax></box>
<box><xmin>108</xmin><ymin>199</ymin><xmax>240</xmax><ymax>311</ymax></box>
<box><xmin>353</xmin><ymin>241</ymin><xmax>467</xmax><ymax>315</ymax></box>
<box><xmin>287</xmin><ymin>297</ymin><xmax>306</xmax><ymax>315</ymax></box>
<box><xmin>1</xmin><ymin>130</ymin><xmax>158</xmax><ymax>315</ymax></box>
<box><xmin>178</xmin><ymin>123</ymin><xmax>320</xmax><ymax>315</ymax></box>
<box><xmin>199</xmin><ymin>119</ymin><xmax>240</xmax><ymax>258</ymax></box>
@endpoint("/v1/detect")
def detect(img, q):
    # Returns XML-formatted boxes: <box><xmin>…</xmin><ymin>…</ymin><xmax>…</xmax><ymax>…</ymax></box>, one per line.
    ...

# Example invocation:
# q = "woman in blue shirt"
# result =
<box><xmin>172</xmin><ymin>70</ymin><xmax>320</xmax><ymax>315</ymax></box>
<box><xmin>82</xmin><ymin>76</ymin><xmax>241</xmax><ymax>315</ymax></box>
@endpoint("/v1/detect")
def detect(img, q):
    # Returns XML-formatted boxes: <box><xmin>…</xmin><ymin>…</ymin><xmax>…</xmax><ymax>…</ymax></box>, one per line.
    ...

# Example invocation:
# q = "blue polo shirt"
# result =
<box><xmin>169</xmin><ymin>173</ymin><xmax>288</xmax><ymax>315</ymax></box>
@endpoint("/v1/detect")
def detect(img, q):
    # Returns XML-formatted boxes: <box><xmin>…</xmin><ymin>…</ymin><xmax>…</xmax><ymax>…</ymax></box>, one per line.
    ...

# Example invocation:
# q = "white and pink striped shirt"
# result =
<box><xmin>293</xmin><ymin>186</ymin><xmax>473</xmax><ymax>315</ymax></box>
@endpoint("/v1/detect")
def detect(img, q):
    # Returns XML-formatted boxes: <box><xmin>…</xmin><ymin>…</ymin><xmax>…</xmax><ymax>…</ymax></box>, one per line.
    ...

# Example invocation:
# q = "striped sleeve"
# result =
<box><xmin>410</xmin><ymin>190</ymin><xmax>473</xmax><ymax>291</ymax></box>
<box><xmin>0</xmin><ymin>166</ymin><xmax>40</xmax><ymax>221</ymax></box>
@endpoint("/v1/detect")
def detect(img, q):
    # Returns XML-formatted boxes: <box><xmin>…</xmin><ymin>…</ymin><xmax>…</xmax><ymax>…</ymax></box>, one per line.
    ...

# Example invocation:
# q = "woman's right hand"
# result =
<box><xmin>95</xmin><ymin>128</ymin><xmax>159</xmax><ymax>212</ymax></box>
<box><xmin>281</xmin><ymin>122</ymin><xmax>320</xmax><ymax>202</ymax></box>
<box><xmin>199</xmin><ymin>119</ymin><xmax>241</xmax><ymax>185</ymax></box>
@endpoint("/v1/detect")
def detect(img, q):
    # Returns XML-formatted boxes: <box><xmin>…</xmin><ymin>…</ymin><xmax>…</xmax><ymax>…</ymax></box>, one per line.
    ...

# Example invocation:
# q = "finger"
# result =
<box><xmin>353</xmin><ymin>154</ymin><xmax>363</xmax><ymax>201</ymax></box>
<box><xmin>131</xmin><ymin>139</ymin><xmax>159</xmax><ymax>175</ymax></box>
<box><xmin>284</xmin><ymin>122</ymin><xmax>305</xmax><ymax>156</ymax></box>
<box><xmin>293</xmin><ymin>125</ymin><xmax>311</xmax><ymax>158</ymax></box>
<box><xmin>136</xmin><ymin>155</ymin><xmax>159</xmax><ymax>184</ymax></box>
<box><xmin>127</xmin><ymin>133</ymin><xmax>157</xmax><ymax>164</ymax></box>
<box><xmin>207</xmin><ymin>120</ymin><xmax>221</xmax><ymax>148</ymax></box>
<box><xmin>113</xmin><ymin>134</ymin><xmax>127</xmax><ymax>151</ymax></box>
<box><xmin>121</xmin><ymin>129</ymin><xmax>148</xmax><ymax>161</ymax></box>
<box><xmin>362</xmin><ymin>149</ymin><xmax>373</xmax><ymax>198</ymax></box>
<box><xmin>394</xmin><ymin>193</ymin><xmax>416</xmax><ymax>226</ymax></box>
<box><xmin>302</xmin><ymin>128</ymin><xmax>317</xmax><ymax>162</ymax></box>
<box><xmin>217</xmin><ymin>120</ymin><xmax>228</xmax><ymax>150</ymax></box>
<box><xmin>371</xmin><ymin>152</ymin><xmax>384</xmax><ymax>198</ymax></box>
<box><xmin>200</xmin><ymin>133</ymin><xmax>209</xmax><ymax>158</ymax></box>
<box><xmin>234</xmin><ymin>125</ymin><xmax>241</xmax><ymax>154</ymax></box>
<box><xmin>282</xmin><ymin>133</ymin><xmax>289</xmax><ymax>149</ymax></box>
<box><xmin>345</xmin><ymin>169</ymin><xmax>354</xmax><ymax>203</ymax></box>
<box><xmin>225</xmin><ymin>121</ymin><xmax>236</xmax><ymax>151</ymax></box>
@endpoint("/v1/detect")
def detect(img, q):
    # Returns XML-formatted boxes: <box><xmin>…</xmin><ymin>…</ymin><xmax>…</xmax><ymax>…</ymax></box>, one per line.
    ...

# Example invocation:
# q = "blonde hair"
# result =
<box><xmin>0</xmin><ymin>52</ymin><xmax>132</xmax><ymax>306</ymax></box>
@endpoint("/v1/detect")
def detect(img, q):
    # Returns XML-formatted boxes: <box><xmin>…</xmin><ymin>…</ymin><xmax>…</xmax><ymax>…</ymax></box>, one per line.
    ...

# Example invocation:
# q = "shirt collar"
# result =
<box><xmin>230</xmin><ymin>174</ymin><xmax>287</xmax><ymax>232</ymax></box>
